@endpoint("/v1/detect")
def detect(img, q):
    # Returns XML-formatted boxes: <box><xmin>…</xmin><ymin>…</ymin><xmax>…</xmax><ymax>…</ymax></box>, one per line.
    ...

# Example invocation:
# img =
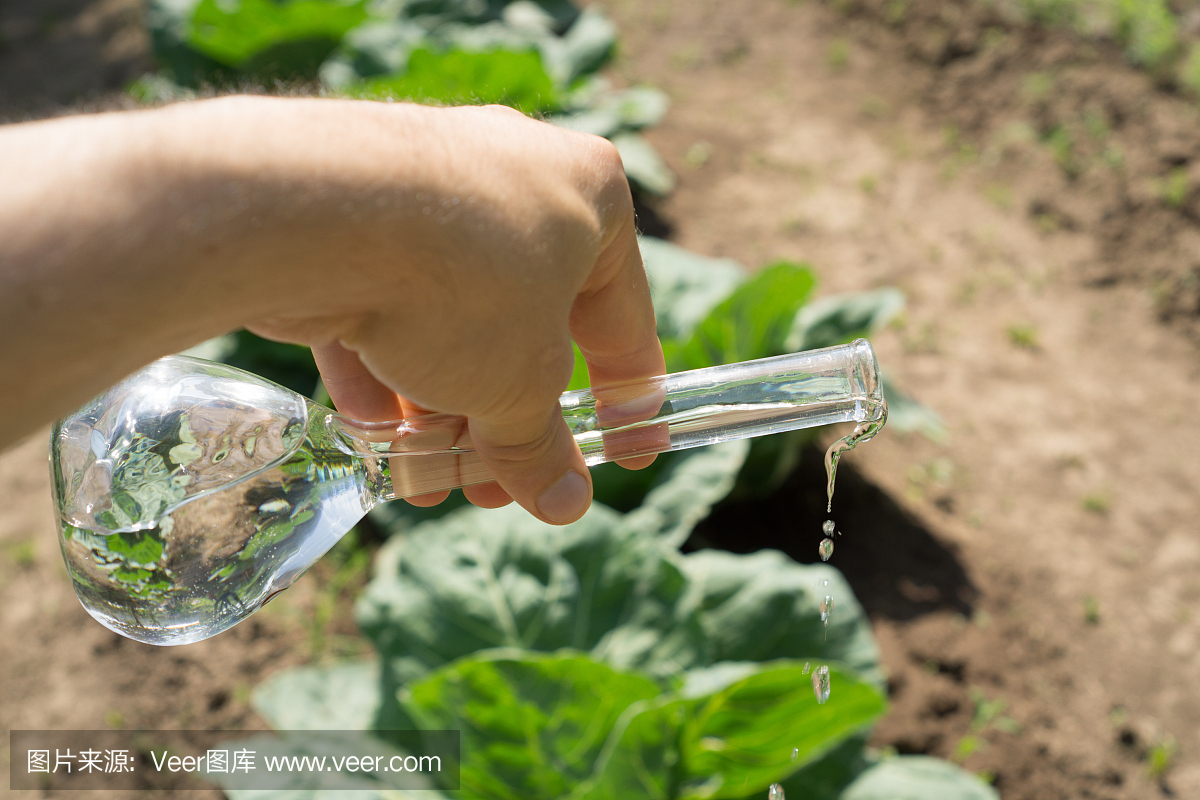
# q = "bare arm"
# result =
<box><xmin>0</xmin><ymin>96</ymin><xmax>664</xmax><ymax>524</ymax></box>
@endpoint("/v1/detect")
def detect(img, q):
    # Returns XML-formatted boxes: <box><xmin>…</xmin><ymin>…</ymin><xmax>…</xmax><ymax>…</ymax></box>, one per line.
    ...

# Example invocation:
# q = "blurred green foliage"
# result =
<box><xmin>342</xmin><ymin>47</ymin><xmax>557</xmax><ymax>110</ymax></box>
<box><xmin>139</xmin><ymin>0</ymin><xmax>676</xmax><ymax>193</ymax></box>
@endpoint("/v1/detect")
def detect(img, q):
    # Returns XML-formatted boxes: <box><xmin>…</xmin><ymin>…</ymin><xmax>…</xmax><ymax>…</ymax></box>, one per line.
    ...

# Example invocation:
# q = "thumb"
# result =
<box><xmin>468</xmin><ymin>402</ymin><xmax>592</xmax><ymax>525</ymax></box>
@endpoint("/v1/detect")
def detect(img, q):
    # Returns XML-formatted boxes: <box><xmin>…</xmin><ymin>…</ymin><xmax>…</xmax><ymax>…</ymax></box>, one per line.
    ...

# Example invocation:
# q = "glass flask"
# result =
<box><xmin>51</xmin><ymin>339</ymin><xmax>884</xmax><ymax>645</ymax></box>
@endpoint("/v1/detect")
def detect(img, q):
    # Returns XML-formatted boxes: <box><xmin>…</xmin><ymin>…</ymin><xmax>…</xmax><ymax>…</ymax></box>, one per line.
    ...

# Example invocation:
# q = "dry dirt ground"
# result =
<box><xmin>3</xmin><ymin>1</ymin><xmax>1200</xmax><ymax>799</ymax></box>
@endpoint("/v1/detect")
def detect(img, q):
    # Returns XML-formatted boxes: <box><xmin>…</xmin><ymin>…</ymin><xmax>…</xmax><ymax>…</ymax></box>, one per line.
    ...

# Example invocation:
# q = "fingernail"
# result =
<box><xmin>537</xmin><ymin>470</ymin><xmax>590</xmax><ymax>523</ymax></box>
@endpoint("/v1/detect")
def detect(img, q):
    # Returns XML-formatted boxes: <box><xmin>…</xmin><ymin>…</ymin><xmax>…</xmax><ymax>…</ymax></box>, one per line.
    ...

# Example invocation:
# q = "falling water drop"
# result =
<box><xmin>768</xmin><ymin>782</ymin><xmax>785</xmax><ymax>800</ymax></box>
<box><xmin>820</xmin><ymin>595</ymin><xmax>835</xmax><ymax>624</ymax></box>
<box><xmin>822</xmin><ymin>519</ymin><xmax>835</xmax><ymax>536</ymax></box>
<box><xmin>818</xmin><ymin>537</ymin><xmax>834</xmax><ymax>561</ymax></box>
<box><xmin>791</xmin><ymin>747</ymin><xmax>800</xmax><ymax>762</ymax></box>
<box><xmin>812</xmin><ymin>665</ymin><xmax>831</xmax><ymax>704</ymax></box>
<box><xmin>802</xmin><ymin>661</ymin><xmax>811</xmax><ymax>674</ymax></box>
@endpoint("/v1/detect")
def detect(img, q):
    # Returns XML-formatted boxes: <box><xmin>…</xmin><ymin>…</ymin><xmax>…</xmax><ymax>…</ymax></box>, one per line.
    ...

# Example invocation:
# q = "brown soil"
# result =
<box><xmin>3</xmin><ymin>1</ymin><xmax>1200</xmax><ymax>799</ymax></box>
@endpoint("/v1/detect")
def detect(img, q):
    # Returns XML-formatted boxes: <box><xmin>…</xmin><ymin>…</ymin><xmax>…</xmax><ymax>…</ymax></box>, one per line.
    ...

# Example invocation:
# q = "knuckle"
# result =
<box><xmin>583</xmin><ymin>133</ymin><xmax>625</xmax><ymax>175</ymax></box>
<box><xmin>577</xmin><ymin>135</ymin><xmax>634</xmax><ymax>232</ymax></box>
<box><xmin>478</xmin><ymin>412</ymin><xmax>560</xmax><ymax>469</ymax></box>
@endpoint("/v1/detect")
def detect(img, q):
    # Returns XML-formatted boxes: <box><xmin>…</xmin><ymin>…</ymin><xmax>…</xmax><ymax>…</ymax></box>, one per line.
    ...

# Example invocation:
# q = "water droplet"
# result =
<box><xmin>820</xmin><ymin>595</ymin><xmax>835</xmax><ymax>624</ymax></box>
<box><xmin>812</xmin><ymin>665</ymin><xmax>831</xmax><ymax>704</ymax></box>
<box><xmin>818</xmin><ymin>537</ymin><xmax>834</xmax><ymax>561</ymax></box>
<box><xmin>791</xmin><ymin>747</ymin><xmax>800</xmax><ymax>762</ymax></box>
<box><xmin>769</xmin><ymin>783</ymin><xmax>785</xmax><ymax>800</ymax></box>
<box><xmin>823</xmin><ymin>519</ymin><xmax>835</xmax><ymax>536</ymax></box>
<box><xmin>802</xmin><ymin>661</ymin><xmax>811</xmax><ymax>674</ymax></box>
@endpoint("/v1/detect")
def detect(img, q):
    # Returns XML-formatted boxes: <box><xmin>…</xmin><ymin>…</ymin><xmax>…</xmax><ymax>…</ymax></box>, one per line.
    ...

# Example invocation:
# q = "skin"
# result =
<box><xmin>0</xmin><ymin>96</ymin><xmax>664</xmax><ymax>524</ymax></box>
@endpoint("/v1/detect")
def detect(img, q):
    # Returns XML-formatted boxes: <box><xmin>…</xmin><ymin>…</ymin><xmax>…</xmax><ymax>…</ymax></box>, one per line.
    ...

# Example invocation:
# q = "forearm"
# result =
<box><xmin>0</xmin><ymin>102</ymin><xmax>269</xmax><ymax>448</ymax></box>
<box><xmin>0</xmin><ymin>96</ymin><xmax>455</xmax><ymax>450</ymax></box>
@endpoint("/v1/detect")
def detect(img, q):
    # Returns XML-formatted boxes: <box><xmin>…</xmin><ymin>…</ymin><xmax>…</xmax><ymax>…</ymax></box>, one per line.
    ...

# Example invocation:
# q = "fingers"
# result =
<box><xmin>313</xmin><ymin>341</ymin><xmax>453</xmax><ymax>506</ymax></box>
<box><xmin>571</xmin><ymin>192</ymin><xmax>664</xmax><ymax>388</ymax></box>
<box><xmin>462</xmin><ymin>481</ymin><xmax>513</xmax><ymax>509</ymax></box>
<box><xmin>312</xmin><ymin>341</ymin><xmax>405</xmax><ymax>421</ymax></box>
<box><xmin>571</xmin><ymin>200</ymin><xmax>667</xmax><ymax>473</ymax></box>
<box><xmin>469</xmin><ymin>401</ymin><xmax>592</xmax><ymax>525</ymax></box>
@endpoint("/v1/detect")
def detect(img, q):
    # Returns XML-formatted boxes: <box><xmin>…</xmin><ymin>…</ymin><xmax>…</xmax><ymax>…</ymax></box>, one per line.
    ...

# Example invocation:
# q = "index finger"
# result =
<box><xmin>570</xmin><ymin>210</ymin><xmax>667</xmax><ymax>470</ymax></box>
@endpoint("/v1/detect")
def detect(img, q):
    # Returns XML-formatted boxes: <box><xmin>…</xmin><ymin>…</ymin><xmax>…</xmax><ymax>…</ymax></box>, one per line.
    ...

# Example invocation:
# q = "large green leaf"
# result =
<box><xmin>638</xmin><ymin>237</ymin><xmax>746</xmax><ymax>343</ymax></box>
<box><xmin>575</xmin><ymin>661</ymin><xmax>885</xmax><ymax>800</ymax></box>
<box><xmin>757</xmin><ymin>734</ymin><xmax>871</xmax><ymax>800</ymax></box>
<box><xmin>881</xmin><ymin>374</ymin><xmax>949</xmax><ymax>442</ymax></box>
<box><xmin>552</xmin><ymin>86</ymin><xmax>669</xmax><ymax>138</ymax></box>
<box><xmin>679</xmin><ymin>549</ymin><xmax>881</xmax><ymax>687</ymax></box>
<box><xmin>253</xmin><ymin>660</ymin><xmax>382</xmax><ymax>730</ymax></box>
<box><xmin>188</xmin><ymin>0</ymin><xmax>368</xmax><ymax>65</ymax></box>
<box><xmin>357</xmin><ymin>498</ymin><xmax>879</xmax><ymax>697</ymax></box>
<box><xmin>402</xmin><ymin>651</ymin><xmax>661</xmax><ymax>799</ymax></box>
<box><xmin>786</xmin><ymin>288</ymin><xmax>905</xmax><ymax>352</ymax></box>
<box><xmin>150</xmin><ymin>0</ymin><xmax>369</xmax><ymax>84</ymax></box>
<box><xmin>537</xmin><ymin>7</ymin><xmax>617</xmax><ymax>85</ymax></box>
<box><xmin>838</xmin><ymin>755</ymin><xmax>999</xmax><ymax>800</ymax></box>
<box><xmin>318</xmin><ymin>18</ymin><xmax>429</xmax><ymax>86</ymax></box>
<box><xmin>673</xmin><ymin>261</ymin><xmax>815</xmax><ymax>372</ymax></box>
<box><xmin>396</xmin><ymin>653</ymin><xmax>884</xmax><ymax>800</ymax></box>
<box><xmin>357</xmin><ymin>503</ymin><xmax>709</xmax><ymax>690</ymax></box>
<box><xmin>343</xmin><ymin>47</ymin><xmax>558</xmax><ymax>112</ymax></box>
<box><xmin>611</xmin><ymin>131</ymin><xmax>677</xmax><ymax>196</ymax></box>
<box><xmin>615</xmin><ymin>440</ymin><xmax>748</xmax><ymax>547</ymax></box>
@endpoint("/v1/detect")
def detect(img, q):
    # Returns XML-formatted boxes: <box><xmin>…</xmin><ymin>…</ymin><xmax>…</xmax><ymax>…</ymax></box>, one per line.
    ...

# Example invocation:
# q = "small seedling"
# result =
<box><xmin>684</xmin><ymin>141</ymin><xmax>712</xmax><ymax>168</ymax></box>
<box><xmin>826</xmin><ymin>39</ymin><xmax>851</xmax><ymax>72</ymax></box>
<box><xmin>1160</xmin><ymin>167</ymin><xmax>1189</xmax><ymax>209</ymax></box>
<box><xmin>779</xmin><ymin>216</ymin><xmax>809</xmax><ymax>235</ymax></box>
<box><xmin>670</xmin><ymin>44</ymin><xmax>703</xmax><ymax>70</ymax></box>
<box><xmin>955</xmin><ymin>277</ymin><xmax>978</xmax><ymax>306</ymax></box>
<box><xmin>1146</xmin><ymin>734</ymin><xmax>1178</xmax><ymax>780</ymax></box>
<box><xmin>969</xmin><ymin>687</ymin><xmax>1008</xmax><ymax>731</ymax></box>
<box><xmin>1083</xmin><ymin>109</ymin><xmax>1109</xmax><ymax>141</ymax></box>
<box><xmin>883</xmin><ymin>0</ymin><xmax>907</xmax><ymax>24</ymax></box>
<box><xmin>1082</xmin><ymin>594</ymin><xmax>1101</xmax><ymax>625</ymax></box>
<box><xmin>1006</xmin><ymin>323</ymin><xmax>1039</xmax><ymax>349</ymax></box>
<box><xmin>953</xmin><ymin>734</ymin><xmax>983</xmax><ymax>762</ymax></box>
<box><xmin>858</xmin><ymin>174</ymin><xmax>878</xmax><ymax>194</ymax></box>
<box><xmin>983</xmin><ymin>183</ymin><xmax>1014</xmax><ymax>210</ymax></box>
<box><xmin>1044</xmin><ymin>126</ymin><xmax>1080</xmax><ymax>178</ymax></box>
<box><xmin>1102</xmin><ymin>144</ymin><xmax>1125</xmax><ymax>170</ymax></box>
<box><xmin>105</xmin><ymin>710</ymin><xmax>125</xmax><ymax>730</ymax></box>
<box><xmin>5</xmin><ymin>539</ymin><xmax>35</xmax><ymax>569</ymax></box>
<box><xmin>233</xmin><ymin>683</ymin><xmax>254</xmax><ymax>706</ymax></box>
<box><xmin>860</xmin><ymin>94</ymin><xmax>888</xmax><ymax>118</ymax></box>
<box><xmin>1181</xmin><ymin>43</ymin><xmax>1200</xmax><ymax>98</ymax></box>
<box><xmin>952</xmin><ymin>688</ymin><xmax>1022</xmax><ymax>763</ymax></box>
<box><xmin>1058</xmin><ymin>454</ymin><xmax>1086</xmax><ymax>470</ymax></box>
<box><xmin>1034</xmin><ymin>212</ymin><xmax>1060</xmax><ymax>234</ymax></box>
<box><xmin>1021</xmin><ymin>72</ymin><xmax>1055</xmax><ymax>102</ymax></box>
<box><xmin>1081</xmin><ymin>491</ymin><xmax>1111</xmax><ymax>514</ymax></box>
<box><xmin>903</xmin><ymin>321</ymin><xmax>940</xmax><ymax>354</ymax></box>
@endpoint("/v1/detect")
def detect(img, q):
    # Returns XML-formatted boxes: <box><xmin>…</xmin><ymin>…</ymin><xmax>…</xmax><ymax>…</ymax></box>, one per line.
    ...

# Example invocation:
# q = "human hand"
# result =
<box><xmin>213</xmin><ymin>98</ymin><xmax>664</xmax><ymax>524</ymax></box>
